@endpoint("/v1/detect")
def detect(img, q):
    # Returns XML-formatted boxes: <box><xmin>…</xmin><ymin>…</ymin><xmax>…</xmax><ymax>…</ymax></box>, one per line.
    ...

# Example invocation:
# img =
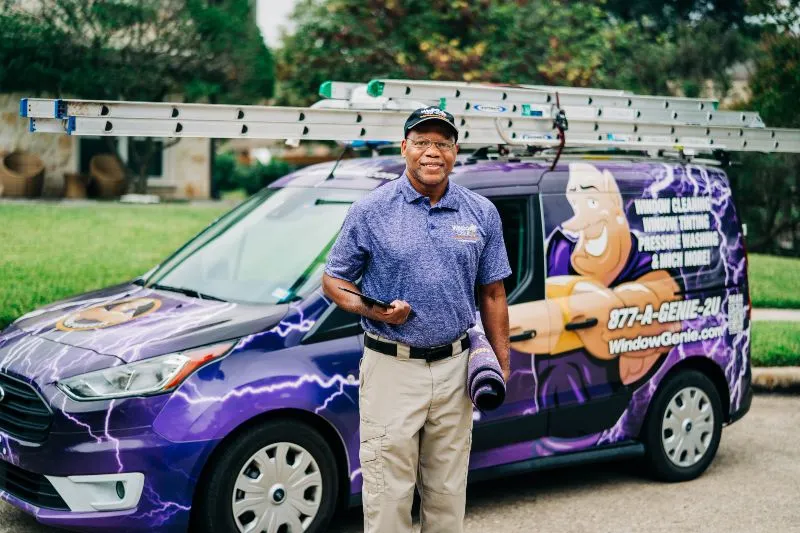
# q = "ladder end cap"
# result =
<box><xmin>19</xmin><ymin>98</ymin><xmax>28</xmax><ymax>118</ymax></box>
<box><xmin>366</xmin><ymin>80</ymin><xmax>385</xmax><ymax>97</ymax></box>
<box><xmin>54</xmin><ymin>99</ymin><xmax>66</xmax><ymax>119</ymax></box>
<box><xmin>319</xmin><ymin>81</ymin><xmax>333</xmax><ymax>99</ymax></box>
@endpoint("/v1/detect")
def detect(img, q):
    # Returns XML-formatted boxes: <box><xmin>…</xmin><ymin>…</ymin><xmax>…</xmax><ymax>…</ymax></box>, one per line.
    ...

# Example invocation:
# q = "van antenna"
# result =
<box><xmin>326</xmin><ymin>143</ymin><xmax>351</xmax><ymax>180</ymax></box>
<box><xmin>549</xmin><ymin>91</ymin><xmax>568</xmax><ymax>171</ymax></box>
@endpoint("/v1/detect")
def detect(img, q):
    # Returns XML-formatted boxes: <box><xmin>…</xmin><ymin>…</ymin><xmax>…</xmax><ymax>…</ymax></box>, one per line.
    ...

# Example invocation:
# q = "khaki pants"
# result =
<box><xmin>359</xmin><ymin>335</ymin><xmax>473</xmax><ymax>533</ymax></box>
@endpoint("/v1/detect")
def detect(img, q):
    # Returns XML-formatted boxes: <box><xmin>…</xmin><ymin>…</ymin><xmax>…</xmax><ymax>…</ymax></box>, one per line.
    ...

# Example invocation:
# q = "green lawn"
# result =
<box><xmin>0</xmin><ymin>203</ymin><xmax>227</xmax><ymax>329</ymax></box>
<box><xmin>751</xmin><ymin>321</ymin><xmax>800</xmax><ymax>367</ymax></box>
<box><xmin>749</xmin><ymin>254</ymin><xmax>800</xmax><ymax>309</ymax></box>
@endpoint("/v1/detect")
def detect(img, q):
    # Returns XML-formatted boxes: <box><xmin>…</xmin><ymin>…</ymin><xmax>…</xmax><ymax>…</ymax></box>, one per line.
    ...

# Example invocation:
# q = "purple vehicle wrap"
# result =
<box><xmin>0</xmin><ymin>157</ymin><xmax>752</xmax><ymax>532</ymax></box>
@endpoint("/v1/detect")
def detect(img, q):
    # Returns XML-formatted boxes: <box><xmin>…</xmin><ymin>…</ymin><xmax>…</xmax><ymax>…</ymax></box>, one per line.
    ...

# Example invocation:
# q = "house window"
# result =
<box><xmin>127</xmin><ymin>139</ymin><xmax>164</xmax><ymax>178</ymax></box>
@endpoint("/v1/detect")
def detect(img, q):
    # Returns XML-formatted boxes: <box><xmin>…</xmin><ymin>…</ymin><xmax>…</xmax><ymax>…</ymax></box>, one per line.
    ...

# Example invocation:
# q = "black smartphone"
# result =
<box><xmin>338</xmin><ymin>286</ymin><xmax>393</xmax><ymax>309</ymax></box>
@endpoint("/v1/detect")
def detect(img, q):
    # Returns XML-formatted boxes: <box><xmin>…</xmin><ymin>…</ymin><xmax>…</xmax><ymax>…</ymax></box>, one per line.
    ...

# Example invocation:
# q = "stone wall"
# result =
<box><xmin>0</xmin><ymin>93</ymin><xmax>76</xmax><ymax>197</ymax></box>
<box><xmin>159</xmin><ymin>138</ymin><xmax>211</xmax><ymax>200</ymax></box>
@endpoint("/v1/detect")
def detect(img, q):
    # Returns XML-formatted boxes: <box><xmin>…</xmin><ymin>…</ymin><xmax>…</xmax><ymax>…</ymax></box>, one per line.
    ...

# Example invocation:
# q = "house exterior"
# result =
<box><xmin>1</xmin><ymin>93</ymin><xmax>211</xmax><ymax>200</ymax></box>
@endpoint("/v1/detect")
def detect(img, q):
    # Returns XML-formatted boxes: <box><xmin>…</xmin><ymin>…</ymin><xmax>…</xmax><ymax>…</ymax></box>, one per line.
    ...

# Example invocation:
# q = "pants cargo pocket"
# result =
<box><xmin>359</xmin><ymin>420</ymin><xmax>386</xmax><ymax>495</ymax></box>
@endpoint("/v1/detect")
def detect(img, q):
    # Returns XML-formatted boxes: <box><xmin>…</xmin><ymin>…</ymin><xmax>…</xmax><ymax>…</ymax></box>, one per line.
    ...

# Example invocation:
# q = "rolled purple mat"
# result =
<box><xmin>467</xmin><ymin>328</ymin><xmax>506</xmax><ymax>411</ymax></box>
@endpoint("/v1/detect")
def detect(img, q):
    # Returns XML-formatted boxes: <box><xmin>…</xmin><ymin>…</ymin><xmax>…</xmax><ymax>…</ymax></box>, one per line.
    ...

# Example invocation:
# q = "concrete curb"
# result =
<box><xmin>752</xmin><ymin>367</ymin><xmax>800</xmax><ymax>394</ymax></box>
<box><xmin>752</xmin><ymin>308</ymin><xmax>800</xmax><ymax>322</ymax></box>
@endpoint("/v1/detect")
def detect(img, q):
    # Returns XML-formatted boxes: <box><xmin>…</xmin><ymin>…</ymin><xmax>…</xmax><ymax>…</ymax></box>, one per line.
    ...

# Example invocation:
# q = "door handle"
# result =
<box><xmin>510</xmin><ymin>330</ymin><xmax>536</xmax><ymax>342</ymax></box>
<box><xmin>565</xmin><ymin>317</ymin><xmax>598</xmax><ymax>331</ymax></box>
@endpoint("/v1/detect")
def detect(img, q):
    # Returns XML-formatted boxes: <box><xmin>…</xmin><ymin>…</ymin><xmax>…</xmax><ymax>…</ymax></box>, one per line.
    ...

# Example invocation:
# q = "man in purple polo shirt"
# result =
<box><xmin>322</xmin><ymin>107</ymin><xmax>511</xmax><ymax>533</ymax></box>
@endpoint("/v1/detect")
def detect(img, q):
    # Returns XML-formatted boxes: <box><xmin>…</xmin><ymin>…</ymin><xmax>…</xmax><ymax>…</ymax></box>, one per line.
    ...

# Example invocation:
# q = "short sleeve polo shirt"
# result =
<box><xmin>325</xmin><ymin>173</ymin><xmax>512</xmax><ymax>347</ymax></box>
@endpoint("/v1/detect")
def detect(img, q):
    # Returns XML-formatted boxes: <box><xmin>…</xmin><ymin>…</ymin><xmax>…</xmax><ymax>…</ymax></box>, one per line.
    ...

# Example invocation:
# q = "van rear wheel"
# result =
<box><xmin>643</xmin><ymin>370</ymin><xmax>723</xmax><ymax>482</ymax></box>
<box><xmin>195</xmin><ymin>420</ymin><xmax>339</xmax><ymax>533</ymax></box>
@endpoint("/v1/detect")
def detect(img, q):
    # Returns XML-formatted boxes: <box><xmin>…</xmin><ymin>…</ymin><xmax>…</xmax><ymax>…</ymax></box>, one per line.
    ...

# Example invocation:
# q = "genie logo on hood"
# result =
<box><xmin>56</xmin><ymin>297</ymin><xmax>162</xmax><ymax>332</ymax></box>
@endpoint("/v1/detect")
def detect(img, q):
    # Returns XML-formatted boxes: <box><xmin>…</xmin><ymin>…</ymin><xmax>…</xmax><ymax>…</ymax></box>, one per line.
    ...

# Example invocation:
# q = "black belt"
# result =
<box><xmin>364</xmin><ymin>333</ymin><xmax>470</xmax><ymax>362</ymax></box>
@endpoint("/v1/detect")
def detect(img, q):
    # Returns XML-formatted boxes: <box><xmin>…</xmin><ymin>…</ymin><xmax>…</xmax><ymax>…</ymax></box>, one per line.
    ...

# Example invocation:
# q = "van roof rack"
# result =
<box><xmin>20</xmin><ymin>78</ymin><xmax>800</xmax><ymax>155</ymax></box>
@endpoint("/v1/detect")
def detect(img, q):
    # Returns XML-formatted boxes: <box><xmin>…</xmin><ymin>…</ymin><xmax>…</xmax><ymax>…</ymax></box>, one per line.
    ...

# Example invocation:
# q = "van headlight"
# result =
<box><xmin>57</xmin><ymin>341</ymin><xmax>236</xmax><ymax>401</ymax></box>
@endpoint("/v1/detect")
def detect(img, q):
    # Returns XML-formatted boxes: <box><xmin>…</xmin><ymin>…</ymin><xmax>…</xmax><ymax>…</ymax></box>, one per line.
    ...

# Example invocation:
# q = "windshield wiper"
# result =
<box><xmin>149</xmin><ymin>283</ymin><xmax>227</xmax><ymax>302</ymax></box>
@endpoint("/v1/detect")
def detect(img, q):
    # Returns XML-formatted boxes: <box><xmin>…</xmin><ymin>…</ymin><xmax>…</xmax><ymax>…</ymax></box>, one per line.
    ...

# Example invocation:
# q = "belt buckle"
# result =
<box><xmin>422</xmin><ymin>344</ymin><xmax>451</xmax><ymax>362</ymax></box>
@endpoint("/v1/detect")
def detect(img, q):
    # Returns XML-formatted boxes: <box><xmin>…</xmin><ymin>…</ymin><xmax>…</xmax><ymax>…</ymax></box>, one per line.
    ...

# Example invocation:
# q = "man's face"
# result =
<box><xmin>562</xmin><ymin>163</ymin><xmax>631</xmax><ymax>280</ymax></box>
<box><xmin>401</xmin><ymin>123</ymin><xmax>458</xmax><ymax>188</ymax></box>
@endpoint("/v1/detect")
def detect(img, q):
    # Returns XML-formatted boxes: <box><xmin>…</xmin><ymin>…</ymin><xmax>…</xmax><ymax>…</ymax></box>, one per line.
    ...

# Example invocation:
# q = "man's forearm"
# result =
<box><xmin>479</xmin><ymin>283</ymin><xmax>510</xmax><ymax>374</ymax></box>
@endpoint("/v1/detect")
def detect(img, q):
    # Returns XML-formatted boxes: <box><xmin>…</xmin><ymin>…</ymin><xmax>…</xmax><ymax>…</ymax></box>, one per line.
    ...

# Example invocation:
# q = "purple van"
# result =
<box><xmin>0</xmin><ymin>155</ymin><xmax>752</xmax><ymax>532</ymax></box>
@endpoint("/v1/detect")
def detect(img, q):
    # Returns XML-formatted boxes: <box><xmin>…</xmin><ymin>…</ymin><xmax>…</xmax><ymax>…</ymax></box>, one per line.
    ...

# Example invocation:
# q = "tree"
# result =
<box><xmin>728</xmin><ymin>5</ymin><xmax>800</xmax><ymax>255</ymax></box>
<box><xmin>603</xmin><ymin>0</ymin><xmax>751</xmax><ymax>30</ymax></box>
<box><xmin>0</xmin><ymin>0</ymin><xmax>275</xmax><ymax>193</ymax></box>
<box><xmin>613</xmin><ymin>19</ymin><xmax>754</xmax><ymax>98</ymax></box>
<box><xmin>274</xmin><ymin>0</ymin><xmax>648</xmax><ymax>106</ymax></box>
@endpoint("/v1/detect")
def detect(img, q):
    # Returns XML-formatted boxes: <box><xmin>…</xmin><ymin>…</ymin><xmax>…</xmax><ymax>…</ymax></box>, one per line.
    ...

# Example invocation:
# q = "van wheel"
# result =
<box><xmin>195</xmin><ymin>420</ymin><xmax>339</xmax><ymax>533</ymax></box>
<box><xmin>642</xmin><ymin>370</ymin><xmax>723</xmax><ymax>482</ymax></box>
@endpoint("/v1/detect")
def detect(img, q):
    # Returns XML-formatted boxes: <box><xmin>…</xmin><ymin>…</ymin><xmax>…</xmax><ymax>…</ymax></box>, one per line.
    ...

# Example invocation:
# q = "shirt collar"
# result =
<box><xmin>400</xmin><ymin>170</ymin><xmax>459</xmax><ymax>210</ymax></box>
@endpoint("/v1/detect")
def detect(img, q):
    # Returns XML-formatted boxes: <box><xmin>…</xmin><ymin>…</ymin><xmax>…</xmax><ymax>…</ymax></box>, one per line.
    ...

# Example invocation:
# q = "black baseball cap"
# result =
<box><xmin>404</xmin><ymin>107</ymin><xmax>459</xmax><ymax>142</ymax></box>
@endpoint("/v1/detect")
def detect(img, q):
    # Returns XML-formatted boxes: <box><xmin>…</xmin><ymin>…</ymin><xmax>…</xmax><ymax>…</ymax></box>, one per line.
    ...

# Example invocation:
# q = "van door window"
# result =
<box><xmin>488</xmin><ymin>197</ymin><xmax>531</xmax><ymax>302</ymax></box>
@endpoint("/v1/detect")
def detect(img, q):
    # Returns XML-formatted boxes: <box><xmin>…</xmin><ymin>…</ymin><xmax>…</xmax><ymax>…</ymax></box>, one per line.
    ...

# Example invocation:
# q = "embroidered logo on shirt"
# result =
<box><xmin>451</xmin><ymin>223</ymin><xmax>479</xmax><ymax>242</ymax></box>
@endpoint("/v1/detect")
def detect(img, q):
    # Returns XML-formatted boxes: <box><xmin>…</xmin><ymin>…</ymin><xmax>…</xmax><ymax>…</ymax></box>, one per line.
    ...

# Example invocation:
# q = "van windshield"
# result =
<box><xmin>144</xmin><ymin>187</ymin><xmax>366</xmax><ymax>305</ymax></box>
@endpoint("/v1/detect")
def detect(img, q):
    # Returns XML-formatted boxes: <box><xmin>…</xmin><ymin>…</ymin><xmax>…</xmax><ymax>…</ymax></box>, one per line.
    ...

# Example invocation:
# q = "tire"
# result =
<box><xmin>642</xmin><ymin>370</ymin><xmax>723</xmax><ymax>482</ymax></box>
<box><xmin>194</xmin><ymin>419</ymin><xmax>340</xmax><ymax>533</ymax></box>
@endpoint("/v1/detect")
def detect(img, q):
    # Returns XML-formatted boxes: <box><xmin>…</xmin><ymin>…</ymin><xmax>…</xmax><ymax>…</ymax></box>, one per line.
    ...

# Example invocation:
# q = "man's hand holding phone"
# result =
<box><xmin>337</xmin><ymin>286</ymin><xmax>412</xmax><ymax>325</ymax></box>
<box><xmin>375</xmin><ymin>299</ymin><xmax>412</xmax><ymax>325</ymax></box>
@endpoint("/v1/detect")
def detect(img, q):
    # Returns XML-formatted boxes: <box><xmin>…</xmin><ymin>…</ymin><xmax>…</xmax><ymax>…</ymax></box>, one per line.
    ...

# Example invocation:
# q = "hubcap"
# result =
<box><xmin>661</xmin><ymin>386</ymin><xmax>714</xmax><ymax>468</ymax></box>
<box><xmin>232</xmin><ymin>442</ymin><xmax>323</xmax><ymax>533</ymax></box>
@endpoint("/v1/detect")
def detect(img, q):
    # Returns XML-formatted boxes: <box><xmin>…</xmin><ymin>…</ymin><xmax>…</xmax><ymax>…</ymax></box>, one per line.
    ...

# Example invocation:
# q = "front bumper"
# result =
<box><xmin>0</xmin><ymin>425</ymin><xmax>215</xmax><ymax>533</ymax></box>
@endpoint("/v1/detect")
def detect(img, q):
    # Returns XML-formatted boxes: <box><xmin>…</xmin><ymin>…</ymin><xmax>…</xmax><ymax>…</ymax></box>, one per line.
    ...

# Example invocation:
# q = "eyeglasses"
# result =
<box><xmin>405</xmin><ymin>138</ymin><xmax>456</xmax><ymax>152</ymax></box>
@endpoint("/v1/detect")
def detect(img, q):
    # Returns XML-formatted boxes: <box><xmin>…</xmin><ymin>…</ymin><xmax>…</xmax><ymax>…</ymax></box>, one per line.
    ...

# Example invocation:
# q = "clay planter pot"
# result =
<box><xmin>63</xmin><ymin>172</ymin><xmax>89</xmax><ymax>199</ymax></box>
<box><xmin>0</xmin><ymin>151</ymin><xmax>45</xmax><ymax>198</ymax></box>
<box><xmin>89</xmin><ymin>154</ymin><xmax>127</xmax><ymax>198</ymax></box>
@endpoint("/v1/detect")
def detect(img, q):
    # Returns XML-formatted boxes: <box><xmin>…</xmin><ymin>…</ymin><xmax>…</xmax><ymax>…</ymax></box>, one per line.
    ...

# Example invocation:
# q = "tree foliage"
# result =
<box><xmin>275</xmin><ymin>0</ymin><xmax>650</xmax><ymax>105</ymax></box>
<box><xmin>603</xmin><ymin>0</ymin><xmax>751</xmax><ymax>29</ymax></box>
<box><xmin>275</xmin><ymin>0</ymin><xmax>760</xmax><ymax>104</ymax></box>
<box><xmin>729</xmin><ymin>2</ymin><xmax>800</xmax><ymax>255</ymax></box>
<box><xmin>615</xmin><ymin>20</ymin><xmax>754</xmax><ymax>97</ymax></box>
<box><xmin>0</xmin><ymin>0</ymin><xmax>274</xmax><ymax>193</ymax></box>
<box><xmin>0</xmin><ymin>0</ymin><xmax>274</xmax><ymax>102</ymax></box>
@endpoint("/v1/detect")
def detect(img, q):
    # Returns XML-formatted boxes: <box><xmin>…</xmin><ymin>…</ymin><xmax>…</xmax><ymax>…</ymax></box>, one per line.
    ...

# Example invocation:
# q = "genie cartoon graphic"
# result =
<box><xmin>509</xmin><ymin>163</ymin><xmax>682</xmax><ymax>411</ymax></box>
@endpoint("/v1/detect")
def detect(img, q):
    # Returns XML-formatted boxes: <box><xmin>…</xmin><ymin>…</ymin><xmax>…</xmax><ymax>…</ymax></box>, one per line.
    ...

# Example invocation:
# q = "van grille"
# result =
<box><xmin>0</xmin><ymin>373</ymin><xmax>52</xmax><ymax>443</ymax></box>
<box><xmin>0</xmin><ymin>459</ymin><xmax>69</xmax><ymax>510</ymax></box>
